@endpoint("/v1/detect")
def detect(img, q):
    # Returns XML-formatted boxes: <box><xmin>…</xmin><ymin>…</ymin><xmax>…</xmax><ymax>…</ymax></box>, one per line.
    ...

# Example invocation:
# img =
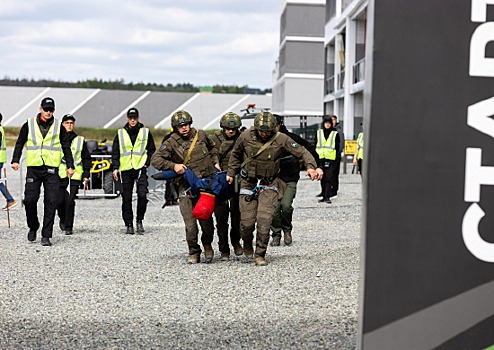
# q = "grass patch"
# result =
<box><xmin>3</xmin><ymin>126</ymin><xmax>218</xmax><ymax>147</ymax></box>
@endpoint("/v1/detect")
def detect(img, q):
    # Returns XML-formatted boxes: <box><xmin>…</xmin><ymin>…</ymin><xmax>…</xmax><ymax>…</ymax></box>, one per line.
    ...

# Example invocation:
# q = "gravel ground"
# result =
<box><xmin>0</xmin><ymin>164</ymin><xmax>362</xmax><ymax>350</ymax></box>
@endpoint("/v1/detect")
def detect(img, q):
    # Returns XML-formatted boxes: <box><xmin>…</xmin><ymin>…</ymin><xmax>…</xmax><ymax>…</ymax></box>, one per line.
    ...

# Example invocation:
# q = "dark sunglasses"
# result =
<box><xmin>225</xmin><ymin>127</ymin><xmax>237</xmax><ymax>131</ymax></box>
<box><xmin>42</xmin><ymin>108</ymin><xmax>54</xmax><ymax>113</ymax></box>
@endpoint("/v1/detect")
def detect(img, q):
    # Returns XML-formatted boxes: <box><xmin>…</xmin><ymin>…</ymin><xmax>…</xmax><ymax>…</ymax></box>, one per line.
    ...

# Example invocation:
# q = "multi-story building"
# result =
<box><xmin>272</xmin><ymin>0</ymin><xmax>326</xmax><ymax>139</ymax></box>
<box><xmin>324</xmin><ymin>0</ymin><xmax>367</xmax><ymax>140</ymax></box>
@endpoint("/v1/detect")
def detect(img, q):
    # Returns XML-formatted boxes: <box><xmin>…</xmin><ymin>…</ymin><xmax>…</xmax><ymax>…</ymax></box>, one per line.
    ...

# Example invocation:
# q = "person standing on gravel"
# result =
<box><xmin>330</xmin><ymin>115</ymin><xmax>344</xmax><ymax>198</ymax></box>
<box><xmin>56</xmin><ymin>114</ymin><xmax>92</xmax><ymax>236</ymax></box>
<box><xmin>210</xmin><ymin>112</ymin><xmax>243</xmax><ymax>261</ymax></box>
<box><xmin>151</xmin><ymin>110</ymin><xmax>220</xmax><ymax>264</ymax></box>
<box><xmin>11</xmin><ymin>97</ymin><xmax>75</xmax><ymax>246</ymax></box>
<box><xmin>112</xmin><ymin>108</ymin><xmax>156</xmax><ymax>235</ymax></box>
<box><xmin>0</xmin><ymin>112</ymin><xmax>17</xmax><ymax>211</ymax></box>
<box><xmin>226</xmin><ymin>111</ymin><xmax>320</xmax><ymax>266</ymax></box>
<box><xmin>353</xmin><ymin>130</ymin><xmax>364</xmax><ymax>176</ymax></box>
<box><xmin>315</xmin><ymin>115</ymin><xmax>341</xmax><ymax>204</ymax></box>
<box><xmin>270</xmin><ymin>114</ymin><xmax>323</xmax><ymax>247</ymax></box>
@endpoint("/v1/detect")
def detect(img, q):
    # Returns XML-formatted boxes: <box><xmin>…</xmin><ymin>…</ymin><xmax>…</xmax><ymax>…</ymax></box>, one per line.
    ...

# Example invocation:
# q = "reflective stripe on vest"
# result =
<box><xmin>315</xmin><ymin>129</ymin><xmax>337</xmax><ymax>160</ymax></box>
<box><xmin>118</xmin><ymin>127</ymin><xmax>149</xmax><ymax>171</ymax></box>
<box><xmin>0</xmin><ymin>126</ymin><xmax>6</xmax><ymax>163</ymax></box>
<box><xmin>26</xmin><ymin>118</ymin><xmax>63</xmax><ymax>167</ymax></box>
<box><xmin>357</xmin><ymin>132</ymin><xmax>364</xmax><ymax>160</ymax></box>
<box><xmin>60</xmin><ymin>136</ymin><xmax>84</xmax><ymax>180</ymax></box>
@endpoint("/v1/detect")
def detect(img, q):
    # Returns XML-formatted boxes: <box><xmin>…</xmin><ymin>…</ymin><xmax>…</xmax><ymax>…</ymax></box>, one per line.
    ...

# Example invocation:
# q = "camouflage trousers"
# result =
<box><xmin>179</xmin><ymin>195</ymin><xmax>214</xmax><ymax>255</ymax></box>
<box><xmin>239</xmin><ymin>177</ymin><xmax>286</xmax><ymax>258</ymax></box>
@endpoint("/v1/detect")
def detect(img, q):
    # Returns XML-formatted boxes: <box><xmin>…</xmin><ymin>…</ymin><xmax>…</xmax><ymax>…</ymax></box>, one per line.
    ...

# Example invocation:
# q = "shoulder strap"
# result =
<box><xmin>219</xmin><ymin>138</ymin><xmax>237</xmax><ymax>164</ymax></box>
<box><xmin>241</xmin><ymin>132</ymin><xmax>280</xmax><ymax>168</ymax></box>
<box><xmin>183</xmin><ymin>130</ymin><xmax>199</xmax><ymax>165</ymax></box>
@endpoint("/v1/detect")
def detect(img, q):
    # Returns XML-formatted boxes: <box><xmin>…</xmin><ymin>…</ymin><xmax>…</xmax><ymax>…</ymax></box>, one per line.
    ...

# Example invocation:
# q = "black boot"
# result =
<box><xmin>126</xmin><ymin>225</ymin><xmax>135</xmax><ymax>234</ymax></box>
<box><xmin>136</xmin><ymin>220</ymin><xmax>144</xmax><ymax>235</ymax></box>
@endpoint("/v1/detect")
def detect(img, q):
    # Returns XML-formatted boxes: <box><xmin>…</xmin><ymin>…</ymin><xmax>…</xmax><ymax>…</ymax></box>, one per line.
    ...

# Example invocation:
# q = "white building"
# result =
<box><xmin>272</xmin><ymin>0</ymin><xmax>326</xmax><ymax>138</ymax></box>
<box><xmin>324</xmin><ymin>0</ymin><xmax>367</xmax><ymax>140</ymax></box>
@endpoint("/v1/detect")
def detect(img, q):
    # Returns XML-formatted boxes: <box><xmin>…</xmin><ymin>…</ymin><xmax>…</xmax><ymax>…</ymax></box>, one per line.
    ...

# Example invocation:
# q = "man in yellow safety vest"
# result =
<box><xmin>56</xmin><ymin>114</ymin><xmax>92</xmax><ymax>235</ymax></box>
<box><xmin>11</xmin><ymin>97</ymin><xmax>75</xmax><ymax>246</ymax></box>
<box><xmin>112</xmin><ymin>108</ymin><xmax>156</xmax><ymax>234</ymax></box>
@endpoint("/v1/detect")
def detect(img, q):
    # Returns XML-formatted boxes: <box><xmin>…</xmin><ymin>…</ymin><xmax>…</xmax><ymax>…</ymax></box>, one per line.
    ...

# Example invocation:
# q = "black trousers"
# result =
<box><xmin>56</xmin><ymin>178</ymin><xmax>82</xmax><ymax>230</ymax></box>
<box><xmin>334</xmin><ymin>156</ymin><xmax>341</xmax><ymax>194</ymax></box>
<box><xmin>24</xmin><ymin>167</ymin><xmax>60</xmax><ymax>238</ymax></box>
<box><xmin>357</xmin><ymin>159</ymin><xmax>363</xmax><ymax>177</ymax></box>
<box><xmin>214</xmin><ymin>195</ymin><xmax>241</xmax><ymax>254</ymax></box>
<box><xmin>120</xmin><ymin>168</ymin><xmax>149</xmax><ymax>227</ymax></box>
<box><xmin>321</xmin><ymin>160</ymin><xmax>339</xmax><ymax>200</ymax></box>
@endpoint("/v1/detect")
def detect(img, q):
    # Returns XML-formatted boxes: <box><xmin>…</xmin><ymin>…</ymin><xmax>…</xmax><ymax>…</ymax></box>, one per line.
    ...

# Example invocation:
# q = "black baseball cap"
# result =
<box><xmin>62</xmin><ymin>114</ymin><xmax>76</xmax><ymax>123</ymax></box>
<box><xmin>41</xmin><ymin>97</ymin><xmax>55</xmax><ymax>110</ymax></box>
<box><xmin>127</xmin><ymin>108</ymin><xmax>139</xmax><ymax>118</ymax></box>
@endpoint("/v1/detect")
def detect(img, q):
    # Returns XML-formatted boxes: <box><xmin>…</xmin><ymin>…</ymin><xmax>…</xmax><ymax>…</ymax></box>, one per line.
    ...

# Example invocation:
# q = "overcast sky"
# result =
<box><xmin>0</xmin><ymin>1</ymin><xmax>281</xmax><ymax>89</ymax></box>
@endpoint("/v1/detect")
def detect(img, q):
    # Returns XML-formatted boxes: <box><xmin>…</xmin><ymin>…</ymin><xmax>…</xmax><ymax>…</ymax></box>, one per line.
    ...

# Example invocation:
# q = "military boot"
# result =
<box><xmin>220</xmin><ymin>252</ymin><xmax>230</xmax><ymax>261</ymax></box>
<box><xmin>233</xmin><ymin>243</ymin><xmax>243</xmax><ymax>256</ymax></box>
<box><xmin>255</xmin><ymin>256</ymin><xmax>268</xmax><ymax>266</ymax></box>
<box><xmin>126</xmin><ymin>225</ymin><xmax>135</xmax><ymax>234</ymax></box>
<box><xmin>243</xmin><ymin>242</ymin><xmax>254</xmax><ymax>258</ymax></box>
<box><xmin>204</xmin><ymin>245</ymin><xmax>214</xmax><ymax>263</ymax></box>
<box><xmin>187</xmin><ymin>253</ymin><xmax>200</xmax><ymax>264</ymax></box>
<box><xmin>270</xmin><ymin>236</ymin><xmax>281</xmax><ymax>246</ymax></box>
<box><xmin>284</xmin><ymin>231</ymin><xmax>293</xmax><ymax>246</ymax></box>
<box><xmin>136</xmin><ymin>220</ymin><xmax>145</xmax><ymax>235</ymax></box>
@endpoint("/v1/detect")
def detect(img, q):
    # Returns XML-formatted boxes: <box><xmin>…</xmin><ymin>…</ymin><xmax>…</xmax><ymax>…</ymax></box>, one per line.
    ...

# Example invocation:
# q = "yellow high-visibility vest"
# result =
<box><xmin>118</xmin><ymin>127</ymin><xmax>149</xmax><ymax>171</ymax></box>
<box><xmin>357</xmin><ymin>132</ymin><xmax>364</xmax><ymax>160</ymax></box>
<box><xmin>26</xmin><ymin>118</ymin><xmax>63</xmax><ymax>167</ymax></box>
<box><xmin>60</xmin><ymin>136</ymin><xmax>84</xmax><ymax>180</ymax></box>
<box><xmin>0</xmin><ymin>126</ymin><xmax>6</xmax><ymax>163</ymax></box>
<box><xmin>316</xmin><ymin>129</ymin><xmax>337</xmax><ymax>160</ymax></box>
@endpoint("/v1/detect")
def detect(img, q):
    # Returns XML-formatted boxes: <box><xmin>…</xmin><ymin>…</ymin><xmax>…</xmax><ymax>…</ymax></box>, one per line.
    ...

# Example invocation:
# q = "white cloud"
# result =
<box><xmin>0</xmin><ymin>0</ymin><xmax>280</xmax><ymax>88</ymax></box>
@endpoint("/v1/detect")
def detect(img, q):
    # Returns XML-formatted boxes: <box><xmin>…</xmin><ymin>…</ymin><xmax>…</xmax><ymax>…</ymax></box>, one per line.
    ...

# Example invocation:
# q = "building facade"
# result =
<box><xmin>272</xmin><ymin>0</ymin><xmax>326</xmax><ymax>138</ymax></box>
<box><xmin>324</xmin><ymin>0</ymin><xmax>367</xmax><ymax>140</ymax></box>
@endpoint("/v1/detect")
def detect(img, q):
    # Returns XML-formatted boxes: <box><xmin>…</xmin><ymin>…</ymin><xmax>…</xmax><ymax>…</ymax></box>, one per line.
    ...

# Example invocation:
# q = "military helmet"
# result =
<box><xmin>171</xmin><ymin>110</ymin><xmax>193</xmax><ymax>127</ymax></box>
<box><xmin>254</xmin><ymin>111</ymin><xmax>276</xmax><ymax>132</ymax></box>
<box><xmin>220</xmin><ymin>112</ymin><xmax>242</xmax><ymax>129</ymax></box>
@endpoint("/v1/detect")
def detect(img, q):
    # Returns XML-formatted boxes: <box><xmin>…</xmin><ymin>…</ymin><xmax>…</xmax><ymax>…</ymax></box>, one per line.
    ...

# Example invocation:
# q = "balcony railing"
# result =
<box><xmin>337</xmin><ymin>70</ymin><xmax>345</xmax><ymax>90</ymax></box>
<box><xmin>342</xmin><ymin>0</ymin><xmax>353</xmax><ymax>12</ymax></box>
<box><xmin>326</xmin><ymin>75</ymin><xmax>335</xmax><ymax>94</ymax></box>
<box><xmin>353</xmin><ymin>58</ymin><xmax>365</xmax><ymax>83</ymax></box>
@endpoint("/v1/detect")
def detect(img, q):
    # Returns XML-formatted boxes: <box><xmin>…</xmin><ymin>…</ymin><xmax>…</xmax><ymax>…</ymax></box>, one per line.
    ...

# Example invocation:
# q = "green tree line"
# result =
<box><xmin>0</xmin><ymin>77</ymin><xmax>271</xmax><ymax>94</ymax></box>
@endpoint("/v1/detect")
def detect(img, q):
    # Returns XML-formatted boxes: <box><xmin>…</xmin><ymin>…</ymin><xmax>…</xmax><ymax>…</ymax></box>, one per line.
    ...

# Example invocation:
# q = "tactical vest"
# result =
<box><xmin>118</xmin><ymin>127</ymin><xmax>149</xmax><ymax>171</ymax></box>
<box><xmin>212</xmin><ymin>130</ymin><xmax>236</xmax><ymax>170</ymax></box>
<box><xmin>242</xmin><ymin>129</ymin><xmax>281</xmax><ymax>179</ymax></box>
<box><xmin>357</xmin><ymin>132</ymin><xmax>364</xmax><ymax>160</ymax></box>
<box><xmin>169</xmin><ymin>129</ymin><xmax>215</xmax><ymax>178</ymax></box>
<box><xmin>26</xmin><ymin>118</ymin><xmax>63</xmax><ymax>167</ymax></box>
<box><xmin>60</xmin><ymin>136</ymin><xmax>84</xmax><ymax>180</ymax></box>
<box><xmin>0</xmin><ymin>126</ymin><xmax>6</xmax><ymax>163</ymax></box>
<box><xmin>315</xmin><ymin>129</ymin><xmax>337</xmax><ymax>160</ymax></box>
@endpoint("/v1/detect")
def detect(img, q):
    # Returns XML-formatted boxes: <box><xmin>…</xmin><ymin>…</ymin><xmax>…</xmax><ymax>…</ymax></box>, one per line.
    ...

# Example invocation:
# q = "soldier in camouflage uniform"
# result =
<box><xmin>210</xmin><ymin>112</ymin><xmax>243</xmax><ymax>261</ymax></box>
<box><xmin>151</xmin><ymin>110</ymin><xmax>220</xmax><ymax>264</ymax></box>
<box><xmin>226</xmin><ymin>112</ymin><xmax>320</xmax><ymax>266</ymax></box>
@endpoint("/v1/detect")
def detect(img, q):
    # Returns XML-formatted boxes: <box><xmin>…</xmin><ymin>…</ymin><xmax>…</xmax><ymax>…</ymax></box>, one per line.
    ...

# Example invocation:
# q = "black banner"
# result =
<box><xmin>360</xmin><ymin>1</ymin><xmax>494</xmax><ymax>348</ymax></box>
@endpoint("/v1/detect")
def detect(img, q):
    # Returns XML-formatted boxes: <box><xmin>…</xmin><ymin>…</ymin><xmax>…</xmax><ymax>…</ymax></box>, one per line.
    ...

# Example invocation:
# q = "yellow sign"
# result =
<box><xmin>344</xmin><ymin>140</ymin><xmax>357</xmax><ymax>155</ymax></box>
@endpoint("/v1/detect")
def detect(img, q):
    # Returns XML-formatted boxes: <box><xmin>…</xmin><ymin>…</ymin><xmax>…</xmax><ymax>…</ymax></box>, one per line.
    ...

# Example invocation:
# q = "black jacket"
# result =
<box><xmin>12</xmin><ymin>114</ymin><xmax>74</xmax><ymax>169</ymax></box>
<box><xmin>112</xmin><ymin>122</ymin><xmax>156</xmax><ymax>170</ymax></box>
<box><xmin>278</xmin><ymin>125</ymin><xmax>320</xmax><ymax>183</ymax></box>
